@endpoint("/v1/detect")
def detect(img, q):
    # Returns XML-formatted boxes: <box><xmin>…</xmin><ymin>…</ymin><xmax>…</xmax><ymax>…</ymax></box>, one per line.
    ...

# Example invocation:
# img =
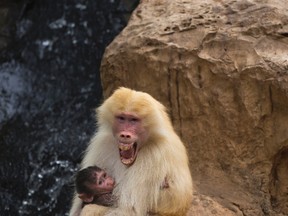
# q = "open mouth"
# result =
<box><xmin>118</xmin><ymin>142</ymin><xmax>138</xmax><ymax>166</ymax></box>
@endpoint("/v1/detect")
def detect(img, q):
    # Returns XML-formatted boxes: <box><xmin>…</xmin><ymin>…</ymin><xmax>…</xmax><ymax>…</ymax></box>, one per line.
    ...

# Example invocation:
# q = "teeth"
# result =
<box><xmin>121</xmin><ymin>157</ymin><xmax>134</xmax><ymax>165</ymax></box>
<box><xmin>119</xmin><ymin>143</ymin><xmax>133</xmax><ymax>151</ymax></box>
<box><xmin>119</xmin><ymin>145</ymin><xmax>131</xmax><ymax>151</ymax></box>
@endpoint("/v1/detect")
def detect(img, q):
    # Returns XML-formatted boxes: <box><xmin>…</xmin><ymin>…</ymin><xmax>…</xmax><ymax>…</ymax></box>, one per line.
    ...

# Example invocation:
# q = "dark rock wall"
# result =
<box><xmin>0</xmin><ymin>0</ymin><xmax>138</xmax><ymax>215</ymax></box>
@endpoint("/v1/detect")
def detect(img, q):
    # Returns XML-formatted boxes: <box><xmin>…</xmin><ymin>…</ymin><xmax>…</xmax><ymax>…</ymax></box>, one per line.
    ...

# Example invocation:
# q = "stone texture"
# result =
<box><xmin>0</xmin><ymin>5</ymin><xmax>10</xmax><ymax>50</ymax></box>
<box><xmin>100</xmin><ymin>0</ymin><xmax>288</xmax><ymax>215</ymax></box>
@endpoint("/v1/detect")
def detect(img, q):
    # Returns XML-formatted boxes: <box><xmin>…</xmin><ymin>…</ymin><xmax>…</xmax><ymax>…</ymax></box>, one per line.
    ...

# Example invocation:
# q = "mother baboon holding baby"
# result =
<box><xmin>70</xmin><ymin>87</ymin><xmax>193</xmax><ymax>216</ymax></box>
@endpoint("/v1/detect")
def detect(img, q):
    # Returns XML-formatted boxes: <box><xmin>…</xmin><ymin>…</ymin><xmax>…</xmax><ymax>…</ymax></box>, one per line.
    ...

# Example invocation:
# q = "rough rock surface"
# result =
<box><xmin>100</xmin><ymin>0</ymin><xmax>288</xmax><ymax>215</ymax></box>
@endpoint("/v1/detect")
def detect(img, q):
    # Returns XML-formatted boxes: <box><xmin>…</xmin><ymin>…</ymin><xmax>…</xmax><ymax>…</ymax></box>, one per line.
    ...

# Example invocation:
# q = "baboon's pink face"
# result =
<box><xmin>113</xmin><ymin>112</ymin><xmax>147</xmax><ymax>166</ymax></box>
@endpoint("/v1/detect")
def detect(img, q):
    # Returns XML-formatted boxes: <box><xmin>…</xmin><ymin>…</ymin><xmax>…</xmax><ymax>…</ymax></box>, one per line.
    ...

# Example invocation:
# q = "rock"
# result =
<box><xmin>100</xmin><ymin>0</ymin><xmax>288</xmax><ymax>215</ymax></box>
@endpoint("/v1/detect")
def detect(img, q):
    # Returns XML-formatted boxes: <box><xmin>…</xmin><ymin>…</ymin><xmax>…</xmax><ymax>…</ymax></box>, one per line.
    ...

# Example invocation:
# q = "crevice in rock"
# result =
<box><xmin>231</xmin><ymin>202</ymin><xmax>246</xmax><ymax>216</ymax></box>
<box><xmin>269</xmin><ymin>146</ymin><xmax>288</xmax><ymax>215</ymax></box>
<box><xmin>175</xmin><ymin>69</ymin><xmax>182</xmax><ymax>138</ymax></box>
<box><xmin>268</xmin><ymin>85</ymin><xmax>273</xmax><ymax>114</ymax></box>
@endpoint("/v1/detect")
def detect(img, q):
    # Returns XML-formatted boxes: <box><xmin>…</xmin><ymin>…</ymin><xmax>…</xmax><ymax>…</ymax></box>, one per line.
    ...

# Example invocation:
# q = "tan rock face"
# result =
<box><xmin>100</xmin><ymin>0</ymin><xmax>288</xmax><ymax>215</ymax></box>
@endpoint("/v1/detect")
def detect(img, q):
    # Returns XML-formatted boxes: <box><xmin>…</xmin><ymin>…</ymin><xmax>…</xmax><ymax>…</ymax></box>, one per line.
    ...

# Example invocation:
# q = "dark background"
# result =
<box><xmin>0</xmin><ymin>0</ymin><xmax>138</xmax><ymax>215</ymax></box>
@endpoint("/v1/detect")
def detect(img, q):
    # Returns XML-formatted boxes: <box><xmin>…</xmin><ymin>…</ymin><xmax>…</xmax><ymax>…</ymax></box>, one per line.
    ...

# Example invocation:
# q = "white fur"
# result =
<box><xmin>69</xmin><ymin>88</ymin><xmax>193</xmax><ymax>216</ymax></box>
